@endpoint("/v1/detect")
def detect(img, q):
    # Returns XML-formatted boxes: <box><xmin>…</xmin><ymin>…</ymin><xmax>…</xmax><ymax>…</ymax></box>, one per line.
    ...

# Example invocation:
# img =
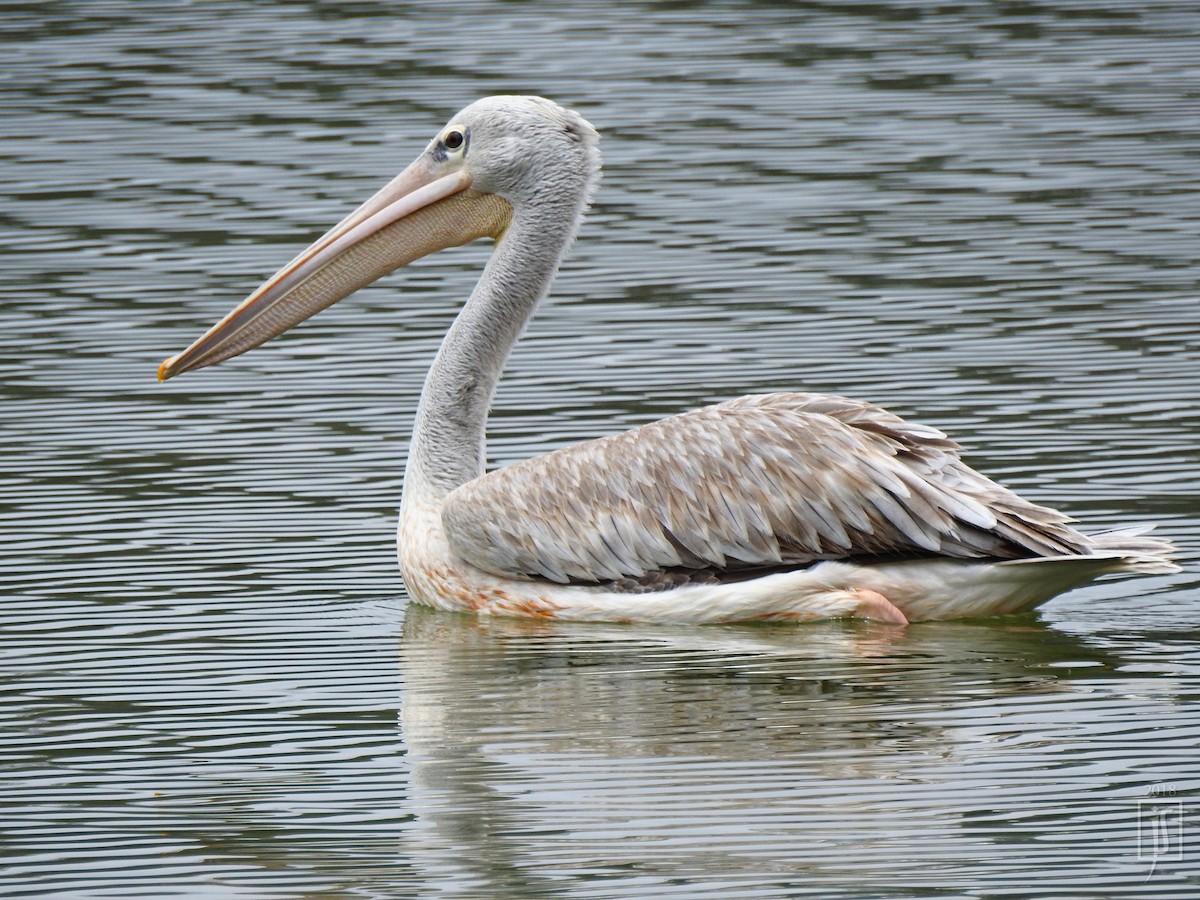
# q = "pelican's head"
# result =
<box><xmin>158</xmin><ymin>95</ymin><xmax>600</xmax><ymax>380</ymax></box>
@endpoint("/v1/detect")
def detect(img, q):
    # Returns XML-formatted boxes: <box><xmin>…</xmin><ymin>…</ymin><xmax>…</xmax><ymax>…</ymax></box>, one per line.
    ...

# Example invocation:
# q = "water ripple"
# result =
<box><xmin>2</xmin><ymin>1</ymin><xmax>1198</xmax><ymax>896</ymax></box>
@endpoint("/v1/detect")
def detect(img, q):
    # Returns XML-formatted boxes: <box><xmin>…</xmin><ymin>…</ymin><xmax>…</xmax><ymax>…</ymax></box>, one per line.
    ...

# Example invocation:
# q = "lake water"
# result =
<box><xmin>2</xmin><ymin>1</ymin><xmax>1199</xmax><ymax>896</ymax></box>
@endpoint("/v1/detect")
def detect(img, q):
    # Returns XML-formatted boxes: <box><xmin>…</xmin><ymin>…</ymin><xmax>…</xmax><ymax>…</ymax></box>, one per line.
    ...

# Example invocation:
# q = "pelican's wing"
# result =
<box><xmin>441</xmin><ymin>392</ymin><xmax>1088</xmax><ymax>584</ymax></box>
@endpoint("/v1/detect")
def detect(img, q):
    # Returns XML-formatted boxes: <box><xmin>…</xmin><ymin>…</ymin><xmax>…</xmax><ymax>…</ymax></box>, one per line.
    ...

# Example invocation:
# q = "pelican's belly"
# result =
<box><xmin>399</xmin><ymin>497</ymin><xmax>883</xmax><ymax>622</ymax></box>
<box><xmin>396</xmin><ymin>496</ymin><xmax>1106</xmax><ymax>624</ymax></box>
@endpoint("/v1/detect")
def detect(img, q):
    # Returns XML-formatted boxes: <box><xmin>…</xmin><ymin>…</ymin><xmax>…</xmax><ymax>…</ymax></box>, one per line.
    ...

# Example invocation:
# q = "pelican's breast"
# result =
<box><xmin>397</xmin><ymin>494</ymin><xmax>567</xmax><ymax>618</ymax></box>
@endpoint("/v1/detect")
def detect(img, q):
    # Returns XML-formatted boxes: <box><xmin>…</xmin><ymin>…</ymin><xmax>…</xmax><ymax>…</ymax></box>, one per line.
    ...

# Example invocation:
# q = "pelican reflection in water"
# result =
<box><xmin>159</xmin><ymin>96</ymin><xmax>1176</xmax><ymax>625</ymax></box>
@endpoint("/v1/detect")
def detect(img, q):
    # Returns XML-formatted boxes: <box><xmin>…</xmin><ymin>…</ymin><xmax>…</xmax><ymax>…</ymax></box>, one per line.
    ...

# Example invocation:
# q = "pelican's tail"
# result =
<box><xmin>1085</xmin><ymin>525</ymin><xmax>1181</xmax><ymax>575</ymax></box>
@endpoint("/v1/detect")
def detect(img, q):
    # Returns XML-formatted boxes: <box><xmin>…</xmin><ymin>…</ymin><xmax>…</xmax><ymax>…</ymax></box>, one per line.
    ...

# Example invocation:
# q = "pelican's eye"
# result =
<box><xmin>433</xmin><ymin>126</ymin><xmax>468</xmax><ymax>164</ymax></box>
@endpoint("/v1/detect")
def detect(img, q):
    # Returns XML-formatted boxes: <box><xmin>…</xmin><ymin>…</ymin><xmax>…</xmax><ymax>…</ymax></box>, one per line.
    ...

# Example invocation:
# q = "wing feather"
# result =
<box><xmin>441</xmin><ymin>392</ymin><xmax>1090</xmax><ymax>583</ymax></box>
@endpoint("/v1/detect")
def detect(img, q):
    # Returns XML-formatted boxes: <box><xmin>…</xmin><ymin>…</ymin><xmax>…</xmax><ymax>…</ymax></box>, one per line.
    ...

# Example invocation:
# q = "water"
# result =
<box><xmin>2</xmin><ymin>1</ymin><xmax>1199</xmax><ymax>896</ymax></box>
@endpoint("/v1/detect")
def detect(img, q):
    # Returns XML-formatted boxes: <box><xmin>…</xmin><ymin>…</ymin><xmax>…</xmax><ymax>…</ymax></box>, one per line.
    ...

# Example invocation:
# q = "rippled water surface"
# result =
<box><xmin>3</xmin><ymin>2</ymin><xmax>1199</xmax><ymax>896</ymax></box>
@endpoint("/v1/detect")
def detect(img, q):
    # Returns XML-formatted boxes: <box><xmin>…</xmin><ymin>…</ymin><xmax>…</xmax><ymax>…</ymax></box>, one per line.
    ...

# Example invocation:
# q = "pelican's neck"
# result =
<box><xmin>403</xmin><ymin>202</ymin><xmax>579</xmax><ymax>502</ymax></box>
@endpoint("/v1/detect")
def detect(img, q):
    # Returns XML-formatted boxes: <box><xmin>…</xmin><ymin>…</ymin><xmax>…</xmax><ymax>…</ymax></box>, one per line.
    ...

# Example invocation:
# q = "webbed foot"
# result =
<box><xmin>848</xmin><ymin>588</ymin><xmax>909</xmax><ymax>625</ymax></box>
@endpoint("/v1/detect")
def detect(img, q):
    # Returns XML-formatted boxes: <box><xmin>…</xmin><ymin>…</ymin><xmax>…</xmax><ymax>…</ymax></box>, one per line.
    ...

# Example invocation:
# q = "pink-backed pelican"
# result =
<box><xmin>159</xmin><ymin>96</ymin><xmax>1176</xmax><ymax>624</ymax></box>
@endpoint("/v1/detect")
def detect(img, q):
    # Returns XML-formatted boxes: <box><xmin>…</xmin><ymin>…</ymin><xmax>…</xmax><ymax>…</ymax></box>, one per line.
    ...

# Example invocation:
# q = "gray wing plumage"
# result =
<box><xmin>441</xmin><ymin>392</ymin><xmax>1090</xmax><ymax>584</ymax></box>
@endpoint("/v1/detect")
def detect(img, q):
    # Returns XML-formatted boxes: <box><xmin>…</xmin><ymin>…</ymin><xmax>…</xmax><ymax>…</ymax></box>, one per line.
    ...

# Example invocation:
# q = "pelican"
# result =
<box><xmin>159</xmin><ymin>95</ymin><xmax>1176</xmax><ymax>625</ymax></box>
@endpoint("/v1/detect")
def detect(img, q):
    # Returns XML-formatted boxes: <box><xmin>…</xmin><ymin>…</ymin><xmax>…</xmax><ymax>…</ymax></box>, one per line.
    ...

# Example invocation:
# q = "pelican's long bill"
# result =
<box><xmin>158</xmin><ymin>155</ymin><xmax>512</xmax><ymax>381</ymax></box>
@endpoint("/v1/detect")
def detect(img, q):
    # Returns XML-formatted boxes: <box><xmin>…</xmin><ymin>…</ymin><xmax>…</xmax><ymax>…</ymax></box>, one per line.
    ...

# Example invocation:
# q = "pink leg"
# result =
<box><xmin>849</xmin><ymin>588</ymin><xmax>909</xmax><ymax>625</ymax></box>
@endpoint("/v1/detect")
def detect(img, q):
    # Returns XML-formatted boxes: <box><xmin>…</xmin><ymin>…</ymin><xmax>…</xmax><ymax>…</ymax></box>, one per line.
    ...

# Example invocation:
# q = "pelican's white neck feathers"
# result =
<box><xmin>405</xmin><ymin>97</ymin><xmax>602</xmax><ymax>499</ymax></box>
